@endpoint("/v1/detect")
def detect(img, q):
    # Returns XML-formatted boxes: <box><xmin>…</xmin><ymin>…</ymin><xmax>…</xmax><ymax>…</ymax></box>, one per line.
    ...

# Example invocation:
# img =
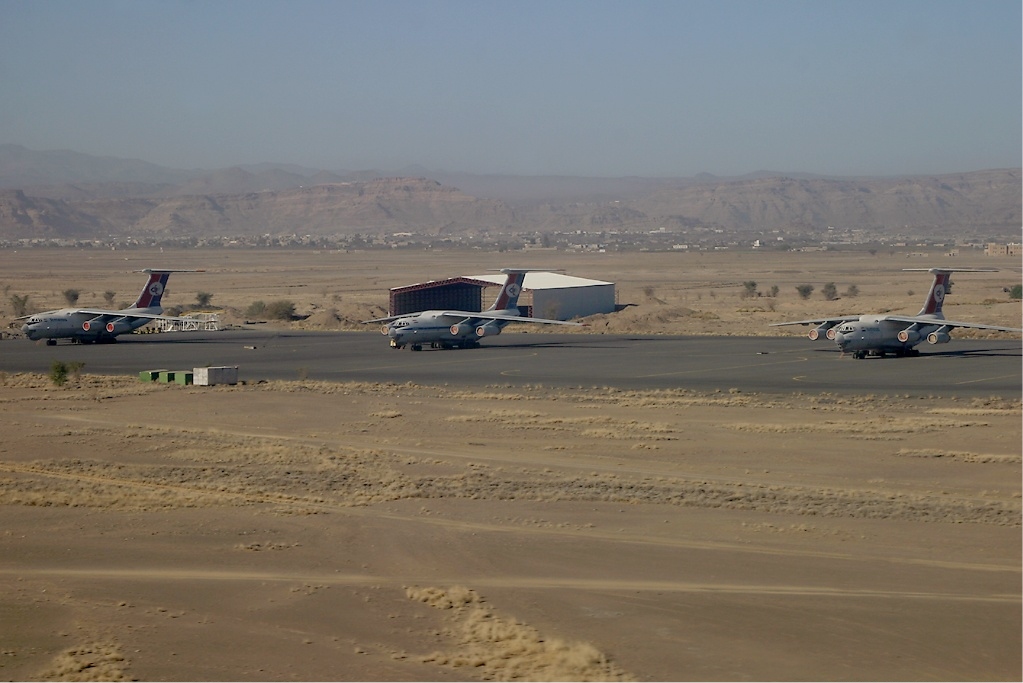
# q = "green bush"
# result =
<box><xmin>49</xmin><ymin>361</ymin><xmax>68</xmax><ymax>386</ymax></box>
<box><xmin>1009</xmin><ymin>284</ymin><xmax>1022</xmax><ymax>300</ymax></box>
<box><xmin>10</xmin><ymin>294</ymin><xmax>30</xmax><ymax>317</ymax></box>
<box><xmin>265</xmin><ymin>300</ymin><xmax>296</xmax><ymax>321</ymax></box>
<box><xmin>245</xmin><ymin>301</ymin><xmax>267</xmax><ymax>318</ymax></box>
<box><xmin>49</xmin><ymin>360</ymin><xmax>85</xmax><ymax>386</ymax></box>
<box><xmin>795</xmin><ymin>284</ymin><xmax>814</xmax><ymax>300</ymax></box>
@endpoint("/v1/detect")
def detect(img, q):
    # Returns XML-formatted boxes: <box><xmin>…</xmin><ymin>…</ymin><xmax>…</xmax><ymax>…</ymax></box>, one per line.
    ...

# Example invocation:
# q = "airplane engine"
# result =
<box><xmin>897</xmin><ymin>329</ymin><xmax>920</xmax><ymax>344</ymax></box>
<box><xmin>475</xmin><ymin>323</ymin><xmax>502</xmax><ymax>338</ymax></box>
<box><xmin>808</xmin><ymin>324</ymin><xmax>834</xmax><ymax>341</ymax></box>
<box><xmin>380</xmin><ymin>325</ymin><xmax>391</xmax><ymax>335</ymax></box>
<box><xmin>82</xmin><ymin>318</ymin><xmax>105</xmax><ymax>333</ymax></box>
<box><xmin>104</xmin><ymin>318</ymin><xmax>134</xmax><ymax>335</ymax></box>
<box><xmin>449</xmin><ymin>324</ymin><xmax>473</xmax><ymax>337</ymax></box>
<box><xmin>927</xmin><ymin>331</ymin><xmax>951</xmax><ymax>344</ymax></box>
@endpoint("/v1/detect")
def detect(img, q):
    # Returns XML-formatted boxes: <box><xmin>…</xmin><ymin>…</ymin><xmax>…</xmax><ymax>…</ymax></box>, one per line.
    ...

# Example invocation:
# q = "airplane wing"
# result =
<box><xmin>362</xmin><ymin>314</ymin><xmax>409</xmax><ymax>324</ymax></box>
<box><xmin>769</xmin><ymin>316</ymin><xmax>859</xmax><ymax>327</ymax></box>
<box><xmin>363</xmin><ymin>311</ymin><xmax>585</xmax><ymax>326</ymax></box>
<box><xmin>878</xmin><ymin>315</ymin><xmax>1022</xmax><ymax>333</ymax></box>
<box><xmin>442</xmin><ymin>311</ymin><xmax>585</xmax><ymax>326</ymax></box>
<box><xmin>68</xmin><ymin>308</ymin><xmax>208</xmax><ymax>323</ymax></box>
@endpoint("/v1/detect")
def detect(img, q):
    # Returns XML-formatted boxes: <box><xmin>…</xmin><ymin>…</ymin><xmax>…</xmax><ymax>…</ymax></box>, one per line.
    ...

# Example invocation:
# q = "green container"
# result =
<box><xmin>139</xmin><ymin>369</ymin><xmax>165</xmax><ymax>382</ymax></box>
<box><xmin>174</xmin><ymin>372</ymin><xmax>193</xmax><ymax>385</ymax></box>
<box><xmin>157</xmin><ymin>371</ymin><xmax>176</xmax><ymax>383</ymax></box>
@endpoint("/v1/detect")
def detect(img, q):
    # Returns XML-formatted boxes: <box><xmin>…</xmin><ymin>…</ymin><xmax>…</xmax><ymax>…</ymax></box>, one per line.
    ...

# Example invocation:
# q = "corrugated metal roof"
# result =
<box><xmin>389</xmin><ymin>277</ymin><xmax>495</xmax><ymax>293</ymax></box>
<box><xmin>466</xmin><ymin>272</ymin><xmax>613</xmax><ymax>289</ymax></box>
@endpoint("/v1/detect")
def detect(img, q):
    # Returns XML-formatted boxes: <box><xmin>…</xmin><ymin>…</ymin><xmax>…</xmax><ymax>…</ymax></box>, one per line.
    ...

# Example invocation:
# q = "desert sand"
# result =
<box><xmin>0</xmin><ymin>248</ymin><xmax>1020</xmax><ymax>681</ymax></box>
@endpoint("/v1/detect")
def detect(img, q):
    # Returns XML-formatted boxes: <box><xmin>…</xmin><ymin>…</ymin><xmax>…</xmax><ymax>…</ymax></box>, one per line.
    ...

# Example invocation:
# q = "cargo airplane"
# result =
<box><xmin>20</xmin><ymin>269</ymin><xmax>203</xmax><ymax>345</ymax></box>
<box><xmin>771</xmin><ymin>268</ymin><xmax>1021</xmax><ymax>358</ymax></box>
<box><xmin>364</xmin><ymin>268</ymin><xmax>583</xmax><ymax>350</ymax></box>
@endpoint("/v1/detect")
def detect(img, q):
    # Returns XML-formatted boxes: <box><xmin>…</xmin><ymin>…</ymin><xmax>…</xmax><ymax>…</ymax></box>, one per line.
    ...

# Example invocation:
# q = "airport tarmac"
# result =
<box><xmin>2</xmin><ymin>329</ymin><xmax>1019</xmax><ymax>397</ymax></box>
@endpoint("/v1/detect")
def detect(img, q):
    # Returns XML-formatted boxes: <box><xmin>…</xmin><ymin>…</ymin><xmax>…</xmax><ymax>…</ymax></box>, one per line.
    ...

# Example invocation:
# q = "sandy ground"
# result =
<box><xmin>0</xmin><ymin>248</ymin><xmax>1020</xmax><ymax>681</ymax></box>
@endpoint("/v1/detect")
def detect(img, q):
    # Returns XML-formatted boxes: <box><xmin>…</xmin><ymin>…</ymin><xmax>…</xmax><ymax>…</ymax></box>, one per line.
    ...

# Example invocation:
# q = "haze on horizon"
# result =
<box><xmin>1</xmin><ymin>0</ymin><xmax>1019</xmax><ymax>179</ymax></box>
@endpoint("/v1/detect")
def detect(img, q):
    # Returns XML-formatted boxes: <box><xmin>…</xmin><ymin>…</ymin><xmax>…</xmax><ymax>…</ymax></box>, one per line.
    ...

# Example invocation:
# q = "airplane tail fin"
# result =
<box><xmin>132</xmin><ymin>271</ymin><xmax>172</xmax><ymax>309</ymax></box>
<box><xmin>129</xmin><ymin>269</ymin><xmax>203</xmax><ymax>310</ymax></box>
<box><xmin>487</xmin><ymin>269</ymin><xmax>529</xmax><ymax>312</ymax></box>
<box><xmin>905</xmin><ymin>268</ymin><xmax>997</xmax><ymax>317</ymax></box>
<box><xmin>916</xmin><ymin>269</ymin><xmax>951</xmax><ymax>316</ymax></box>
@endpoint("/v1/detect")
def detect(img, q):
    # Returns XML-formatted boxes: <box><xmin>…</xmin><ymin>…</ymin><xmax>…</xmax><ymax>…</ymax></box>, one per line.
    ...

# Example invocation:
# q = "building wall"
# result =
<box><xmin>986</xmin><ymin>242</ymin><xmax>1022</xmax><ymax>256</ymax></box>
<box><xmin>391</xmin><ymin>283</ymin><xmax>482</xmax><ymax>315</ymax></box>
<box><xmin>531</xmin><ymin>284</ymin><xmax>616</xmax><ymax>320</ymax></box>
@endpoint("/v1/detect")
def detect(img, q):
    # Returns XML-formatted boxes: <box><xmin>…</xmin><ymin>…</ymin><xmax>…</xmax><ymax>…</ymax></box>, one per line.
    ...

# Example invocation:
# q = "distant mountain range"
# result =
<box><xmin>0</xmin><ymin>144</ymin><xmax>1018</xmax><ymax>239</ymax></box>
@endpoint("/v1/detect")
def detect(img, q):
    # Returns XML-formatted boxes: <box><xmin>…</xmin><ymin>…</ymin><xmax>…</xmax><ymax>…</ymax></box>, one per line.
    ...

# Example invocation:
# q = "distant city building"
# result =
<box><xmin>985</xmin><ymin>242</ymin><xmax>1022</xmax><ymax>256</ymax></box>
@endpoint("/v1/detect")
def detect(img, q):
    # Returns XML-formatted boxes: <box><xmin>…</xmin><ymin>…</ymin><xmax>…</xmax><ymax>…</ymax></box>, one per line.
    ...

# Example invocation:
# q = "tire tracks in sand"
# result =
<box><xmin>0</xmin><ymin>566</ymin><xmax>1016</xmax><ymax>604</ymax></box>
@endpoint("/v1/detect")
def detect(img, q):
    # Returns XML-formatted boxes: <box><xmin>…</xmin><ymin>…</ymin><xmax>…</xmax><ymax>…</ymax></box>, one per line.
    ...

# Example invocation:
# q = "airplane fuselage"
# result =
<box><xmin>773</xmin><ymin>268</ymin><xmax>1020</xmax><ymax>359</ymax></box>
<box><xmin>21</xmin><ymin>307</ymin><xmax>160</xmax><ymax>344</ymax></box>
<box><xmin>832</xmin><ymin>314</ymin><xmax>948</xmax><ymax>358</ymax></box>
<box><xmin>383</xmin><ymin>308</ymin><xmax>517</xmax><ymax>350</ymax></box>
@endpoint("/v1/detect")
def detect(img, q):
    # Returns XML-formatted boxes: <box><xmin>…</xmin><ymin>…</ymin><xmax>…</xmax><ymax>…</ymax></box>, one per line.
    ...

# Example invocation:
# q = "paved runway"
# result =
<box><xmin>2</xmin><ymin>329</ymin><xmax>1020</xmax><ymax>398</ymax></box>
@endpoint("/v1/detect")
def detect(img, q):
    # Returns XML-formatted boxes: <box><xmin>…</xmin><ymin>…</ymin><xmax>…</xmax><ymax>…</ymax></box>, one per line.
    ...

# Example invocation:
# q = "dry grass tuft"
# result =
<box><xmin>37</xmin><ymin>641</ymin><xmax>129</xmax><ymax>681</ymax></box>
<box><xmin>726</xmin><ymin>416</ymin><xmax>987</xmax><ymax>434</ymax></box>
<box><xmin>407</xmin><ymin>585</ymin><xmax>634</xmax><ymax>681</ymax></box>
<box><xmin>895</xmin><ymin>448</ymin><xmax>1021</xmax><ymax>464</ymax></box>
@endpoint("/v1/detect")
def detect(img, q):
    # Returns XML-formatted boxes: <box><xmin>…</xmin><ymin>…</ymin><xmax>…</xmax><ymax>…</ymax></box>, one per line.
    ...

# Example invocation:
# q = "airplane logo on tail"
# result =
<box><xmin>134</xmin><ymin>271</ymin><xmax>172</xmax><ymax>309</ymax></box>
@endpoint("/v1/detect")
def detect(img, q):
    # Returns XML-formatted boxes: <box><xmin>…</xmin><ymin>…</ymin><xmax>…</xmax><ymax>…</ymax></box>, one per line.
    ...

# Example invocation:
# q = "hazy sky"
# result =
<box><xmin>2</xmin><ymin>0</ymin><xmax>1019</xmax><ymax>177</ymax></box>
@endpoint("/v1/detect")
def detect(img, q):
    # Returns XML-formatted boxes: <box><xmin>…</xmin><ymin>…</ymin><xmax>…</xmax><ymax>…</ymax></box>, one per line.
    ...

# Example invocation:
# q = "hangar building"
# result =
<box><xmin>386</xmin><ymin>271</ymin><xmax>615</xmax><ymax>321</ymax></box>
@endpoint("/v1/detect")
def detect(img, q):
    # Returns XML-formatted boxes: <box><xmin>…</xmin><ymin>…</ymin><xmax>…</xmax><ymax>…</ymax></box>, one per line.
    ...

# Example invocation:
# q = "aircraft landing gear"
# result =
<box><xmin>852</xmin><ymin>350</ymin><xmax>866</xmax><ymax>359</ymax></box>
<box><xmin>411</xmin><ymin>344</ymin><xmax>423</xmax><ymax>352</ymax></box>
<box><xmin>46</xmin><ymin>339</ymin><xmax>56</xmax><ymax>346</ymax></box>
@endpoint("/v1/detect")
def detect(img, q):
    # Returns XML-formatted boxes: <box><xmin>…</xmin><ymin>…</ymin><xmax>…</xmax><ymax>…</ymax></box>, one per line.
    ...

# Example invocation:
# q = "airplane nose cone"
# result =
<box><xmin>388</xmin><ymin>327</ymin><xmax>401</xmax><ymax>340</ymax></box>
<box><xmin>21</xmin><ymin>323</ymin><xmax>34</xmax><ymax>338</ymax></box>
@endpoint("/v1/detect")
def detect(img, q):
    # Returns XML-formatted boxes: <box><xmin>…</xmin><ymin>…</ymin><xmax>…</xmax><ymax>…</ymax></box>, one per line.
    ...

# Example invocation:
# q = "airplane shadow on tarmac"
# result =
<box><xmin>825</xmin><ymin>345</ymin><xmax>1022</xmax><ymax>360</ymax></box>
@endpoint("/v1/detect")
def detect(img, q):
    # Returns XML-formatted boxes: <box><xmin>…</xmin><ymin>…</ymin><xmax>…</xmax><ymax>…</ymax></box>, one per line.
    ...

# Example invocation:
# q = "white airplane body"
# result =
<box><xmin>771</xmin><ymin>268</ymin><xmax>1021</xmax><ymax>358</ymax></box>
<box><xmin>365</xmin><ymin>269</ymin><xmax>583</xmax><ymax>350</ymax></box>
<box><xmin>20</xmin><ymin>269</ymin><xmax>202</xmax><ymax>345</ymax></box>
